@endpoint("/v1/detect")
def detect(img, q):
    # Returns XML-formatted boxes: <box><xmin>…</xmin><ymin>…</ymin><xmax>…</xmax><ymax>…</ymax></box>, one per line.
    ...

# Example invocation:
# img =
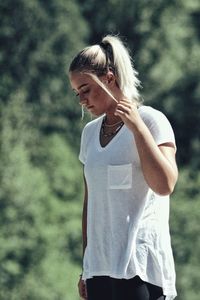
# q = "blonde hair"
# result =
<box><xmin>69</xmin><ymin>35</ymin><xmax>141</xmax><ymax>105</ymax></box>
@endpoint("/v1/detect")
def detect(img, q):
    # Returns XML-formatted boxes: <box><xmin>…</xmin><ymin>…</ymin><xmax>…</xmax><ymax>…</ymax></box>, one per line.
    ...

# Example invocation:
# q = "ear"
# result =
<box><xmin>105</xmin><ymin>71</ymin><xmax>116</xmax><ymax>86</ymax></box>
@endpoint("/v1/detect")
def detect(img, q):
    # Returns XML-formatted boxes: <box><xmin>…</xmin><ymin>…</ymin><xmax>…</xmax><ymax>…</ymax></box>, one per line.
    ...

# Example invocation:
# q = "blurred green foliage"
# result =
<box><xmin>0</xmin><ymin>0</ymin><xmax>200</xmax><ymax>299</ymax></box>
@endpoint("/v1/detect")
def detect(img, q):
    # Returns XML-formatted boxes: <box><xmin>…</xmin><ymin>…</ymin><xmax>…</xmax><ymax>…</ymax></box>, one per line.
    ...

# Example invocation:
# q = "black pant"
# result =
<box><xmin>86</xmin><ymin>276</ymin><xmax>166</xmax><ymax>300</ymax></box>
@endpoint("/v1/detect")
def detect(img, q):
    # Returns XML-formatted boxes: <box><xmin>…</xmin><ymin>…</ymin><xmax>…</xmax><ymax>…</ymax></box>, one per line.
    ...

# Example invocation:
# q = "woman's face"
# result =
<box><xmin>69</xmin><ymin>72</ymin><xmax>117</xmax><ymax>116</ymax></box>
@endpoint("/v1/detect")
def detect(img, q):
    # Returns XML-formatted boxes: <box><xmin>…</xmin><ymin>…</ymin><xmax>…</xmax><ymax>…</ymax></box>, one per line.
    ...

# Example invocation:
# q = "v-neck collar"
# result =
<box><xmin>95</xmin><ymin>115</ymin><xmax>126</xmax><ymax>152</ymax></box>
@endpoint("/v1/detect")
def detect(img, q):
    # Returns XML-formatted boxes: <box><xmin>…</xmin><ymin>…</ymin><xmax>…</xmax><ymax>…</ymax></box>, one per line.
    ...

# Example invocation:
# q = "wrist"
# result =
<box><xmin>129</xmin><ymin>118</ymin><xmax>143</xmax><ymax>134</ymax></box>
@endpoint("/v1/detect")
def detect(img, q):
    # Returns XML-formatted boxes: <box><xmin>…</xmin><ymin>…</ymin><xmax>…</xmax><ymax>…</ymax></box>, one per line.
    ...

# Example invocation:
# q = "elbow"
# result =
<box><xmin>151</xmin><ymin>172</ymin><xmax>178</xmax><ymax>196</ymax></box>
<box><xmin>149</xmin><ymin>182</ymin><xmax>175</xmax><ymax>196</ymax></box>
<box><xmin>156</xmin><ymin>184</ymin><xmax>175</xmax><ymax>196</ymax></box>
<box><xmin>155</xmin><ymin>175</ymin><xmax>178</xmax><ymax>196</ymax></box>
<box><xmin>145</xmin><ymin>167</ymin><xmax>178</xmax><ymax>196</ymax></box>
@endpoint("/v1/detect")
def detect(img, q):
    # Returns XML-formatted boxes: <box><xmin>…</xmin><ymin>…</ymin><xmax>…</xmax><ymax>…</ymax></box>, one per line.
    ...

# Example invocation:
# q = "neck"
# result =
<box><xmin>104</xmin><ymin>113</ymin><xmax>122</xmax><ymax>125</ymax></box>
<box><xmin>105</xmin><ymin>114</ymin><xmax>121</xmax><ymax>125</ymax></box>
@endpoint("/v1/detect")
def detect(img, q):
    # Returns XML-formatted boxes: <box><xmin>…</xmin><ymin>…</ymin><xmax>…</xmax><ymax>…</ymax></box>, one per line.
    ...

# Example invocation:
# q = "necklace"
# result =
<box><xmin>101</xmin><ymin>117</ymin><xmax>124</xmax><ymax>137</ymax></box>
<box><xmin>103</xmin><ymin>119</ymin><xmax>123</xmax><ymax>127</ymax></box>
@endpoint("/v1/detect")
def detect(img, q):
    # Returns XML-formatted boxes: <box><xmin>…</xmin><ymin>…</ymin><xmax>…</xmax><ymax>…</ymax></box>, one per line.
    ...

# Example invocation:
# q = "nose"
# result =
<box><xmin>79</xmin><ymin>93</ymin><xmax>87</xmax><ymax>106</ymax></box>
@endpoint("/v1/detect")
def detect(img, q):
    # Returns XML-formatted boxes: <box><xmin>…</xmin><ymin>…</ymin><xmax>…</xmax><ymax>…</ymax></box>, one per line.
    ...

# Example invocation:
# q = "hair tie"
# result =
<box><xmin>99</xmin><ymin>41</ymin><xmax>114</xmax><ymax>71</ymax></box>
<box><xmin>99</xmin><ymin>41</ymin><xmax>108</xmax><ymax>52</ymax></box>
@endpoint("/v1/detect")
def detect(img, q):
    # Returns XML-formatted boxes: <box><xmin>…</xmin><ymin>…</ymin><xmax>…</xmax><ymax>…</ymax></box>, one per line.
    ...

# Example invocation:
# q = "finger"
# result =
<box><xmin>119</xmin><ymin>98</ymin><xmax>135</xmax><ymax>105</ymax></box>
<box><xmin>114</xmin><ymin>109</ymin><xmax>127</xmax><ymax>117</ymax></box>
<box><xmin>118</xmin><ymin>101</ymin><xmax>131</xmax><ymax>109</ymax></box>
<box><xmin>118</xmin><ymin>100</ymin><xmax>137</xmax><ymax>110</ymax></box>
<box><xmin>116</xmin><ymin>104</ymin><xmax>131</xmax><ymax>114</ymax></box>
<box><xmin>78</xmin><ymin>280</ymin><xmax>83</xmax><ymax>298</ymax></box>
<box><xmin>79</xmin><ymin>280</ymin><xmax>87</xmax><ymax>300</ymax></box>
<box><xmin>119</xmin><ymin>98</ymin><xmax>131</xmax><ymax>103</ymax></box>
<box><xmin>82</xmin><ymin>282</ymin><xmax>87</xmax><ymax>299</ymax></box>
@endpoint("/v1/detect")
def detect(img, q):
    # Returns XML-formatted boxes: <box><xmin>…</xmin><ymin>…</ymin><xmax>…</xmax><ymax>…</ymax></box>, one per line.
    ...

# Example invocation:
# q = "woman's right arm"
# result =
<box><xmin>78</xmin><ymin>171</ymin><xmax>88</xmax><ymax>300</ymax></box>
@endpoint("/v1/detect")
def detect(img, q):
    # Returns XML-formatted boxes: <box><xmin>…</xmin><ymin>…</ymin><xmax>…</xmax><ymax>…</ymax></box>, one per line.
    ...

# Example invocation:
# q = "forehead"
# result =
<box><xmin>69</xmin><ymin>72</ymin><xmax>94</xmax><ymax>90</ymax></box>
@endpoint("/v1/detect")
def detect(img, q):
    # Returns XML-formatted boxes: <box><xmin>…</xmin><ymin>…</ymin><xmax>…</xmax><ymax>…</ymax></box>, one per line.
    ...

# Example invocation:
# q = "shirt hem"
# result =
<box><xmin>82</xmin><ymin>271</ymin><xmax>177</xmax><ymax>299</ymax></box>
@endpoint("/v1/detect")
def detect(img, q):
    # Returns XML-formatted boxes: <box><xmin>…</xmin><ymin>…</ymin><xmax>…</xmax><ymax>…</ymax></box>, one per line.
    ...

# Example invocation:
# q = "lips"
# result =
<box><xmin>86</xmin><ymin>105</ymin><xmax>94</xmax><ymax>110</ymax></box>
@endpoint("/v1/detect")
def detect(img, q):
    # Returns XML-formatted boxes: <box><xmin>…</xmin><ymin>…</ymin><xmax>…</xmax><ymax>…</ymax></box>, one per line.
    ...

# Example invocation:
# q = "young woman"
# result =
<box><xmin>69</xmin><ymin>35</ymin><xmax>178</xmax><ymax>300</ymax></box>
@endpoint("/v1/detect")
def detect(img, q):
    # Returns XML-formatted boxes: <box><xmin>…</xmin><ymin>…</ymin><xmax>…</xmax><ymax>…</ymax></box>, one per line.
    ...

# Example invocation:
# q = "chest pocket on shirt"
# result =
<box><xmin>108</xmin><ymin>164</ymin><xmax>132</xmax><ymax>189</ymax></box>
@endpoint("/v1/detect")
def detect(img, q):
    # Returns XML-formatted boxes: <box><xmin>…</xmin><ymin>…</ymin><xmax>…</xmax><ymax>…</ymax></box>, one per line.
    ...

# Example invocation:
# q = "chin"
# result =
<box><xmin>95</xmin><ymin>111</ymin><xmax>105</xmax><ymax>117</ymax></box>
<box><xmin>92</xmin><ymin>112</ymin><xmax>101</xmax><ymax>117</ymax></box>
<box><xmin>89</xmin><ymin>109</ymin><xmax>104</xmax><ymax>117</ymax></box>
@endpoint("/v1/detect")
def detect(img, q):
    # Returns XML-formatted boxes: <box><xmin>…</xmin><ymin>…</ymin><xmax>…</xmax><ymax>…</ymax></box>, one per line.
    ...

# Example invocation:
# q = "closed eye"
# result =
<box><xmin>79</xmin><ymin>88</ymin><xmax>90</xmax><ymax>96</ymax></box>
<box><xmin>73</xmin><ymin>85</ymin><xmax>90</xmax><ymax>97</ymax></box>
<box><xmin>75</xmin><ymin>89</ymin><xmax>89</xmax><ymax>97</ymax></box>
<box><xmin>83</xmin><ymin>89</ymin><xmax>89</xmax><ymax>94</ymax></box>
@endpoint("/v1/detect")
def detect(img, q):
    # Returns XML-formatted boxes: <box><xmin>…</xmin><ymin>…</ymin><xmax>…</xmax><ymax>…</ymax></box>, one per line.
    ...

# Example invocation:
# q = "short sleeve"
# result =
<box><xmin>79</xmin><ymin>126</ymin><xmax>87</xmax><ymax>164</ymax></box>
<box><xmin>139</xmin><ymin>106</ymin><xmax>176</xmax><ymax>149</ymax></box>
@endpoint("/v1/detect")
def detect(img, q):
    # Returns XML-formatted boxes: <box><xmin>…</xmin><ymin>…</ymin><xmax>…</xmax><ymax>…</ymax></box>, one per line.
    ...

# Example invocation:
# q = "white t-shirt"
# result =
<box><xmin>79</xmin><ymin>106</ymin><xmax>177</xmax><ymax>300</ymax></box>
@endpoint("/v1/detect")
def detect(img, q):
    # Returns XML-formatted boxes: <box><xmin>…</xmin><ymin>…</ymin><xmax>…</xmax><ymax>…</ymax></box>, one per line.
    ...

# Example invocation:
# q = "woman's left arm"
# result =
<box><xmin>115</xmin><ymin>100</ymin><xmax>178</xmax><ymax>195</ymax></box>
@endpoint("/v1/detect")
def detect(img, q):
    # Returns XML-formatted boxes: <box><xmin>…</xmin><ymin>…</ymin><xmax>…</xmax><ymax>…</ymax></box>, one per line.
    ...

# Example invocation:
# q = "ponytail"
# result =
<box><xmin>101</xmin><ymin>35</ymin><xmax>141</xmax><ymax>103</ymax></box>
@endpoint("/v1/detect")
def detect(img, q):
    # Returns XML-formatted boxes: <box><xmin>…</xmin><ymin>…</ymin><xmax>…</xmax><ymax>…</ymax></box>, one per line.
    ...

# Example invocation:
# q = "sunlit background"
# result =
<box><xmin>0</xmin><ymin>0</ymin><xmax>200</xmax><ymax>299</ymax></box>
